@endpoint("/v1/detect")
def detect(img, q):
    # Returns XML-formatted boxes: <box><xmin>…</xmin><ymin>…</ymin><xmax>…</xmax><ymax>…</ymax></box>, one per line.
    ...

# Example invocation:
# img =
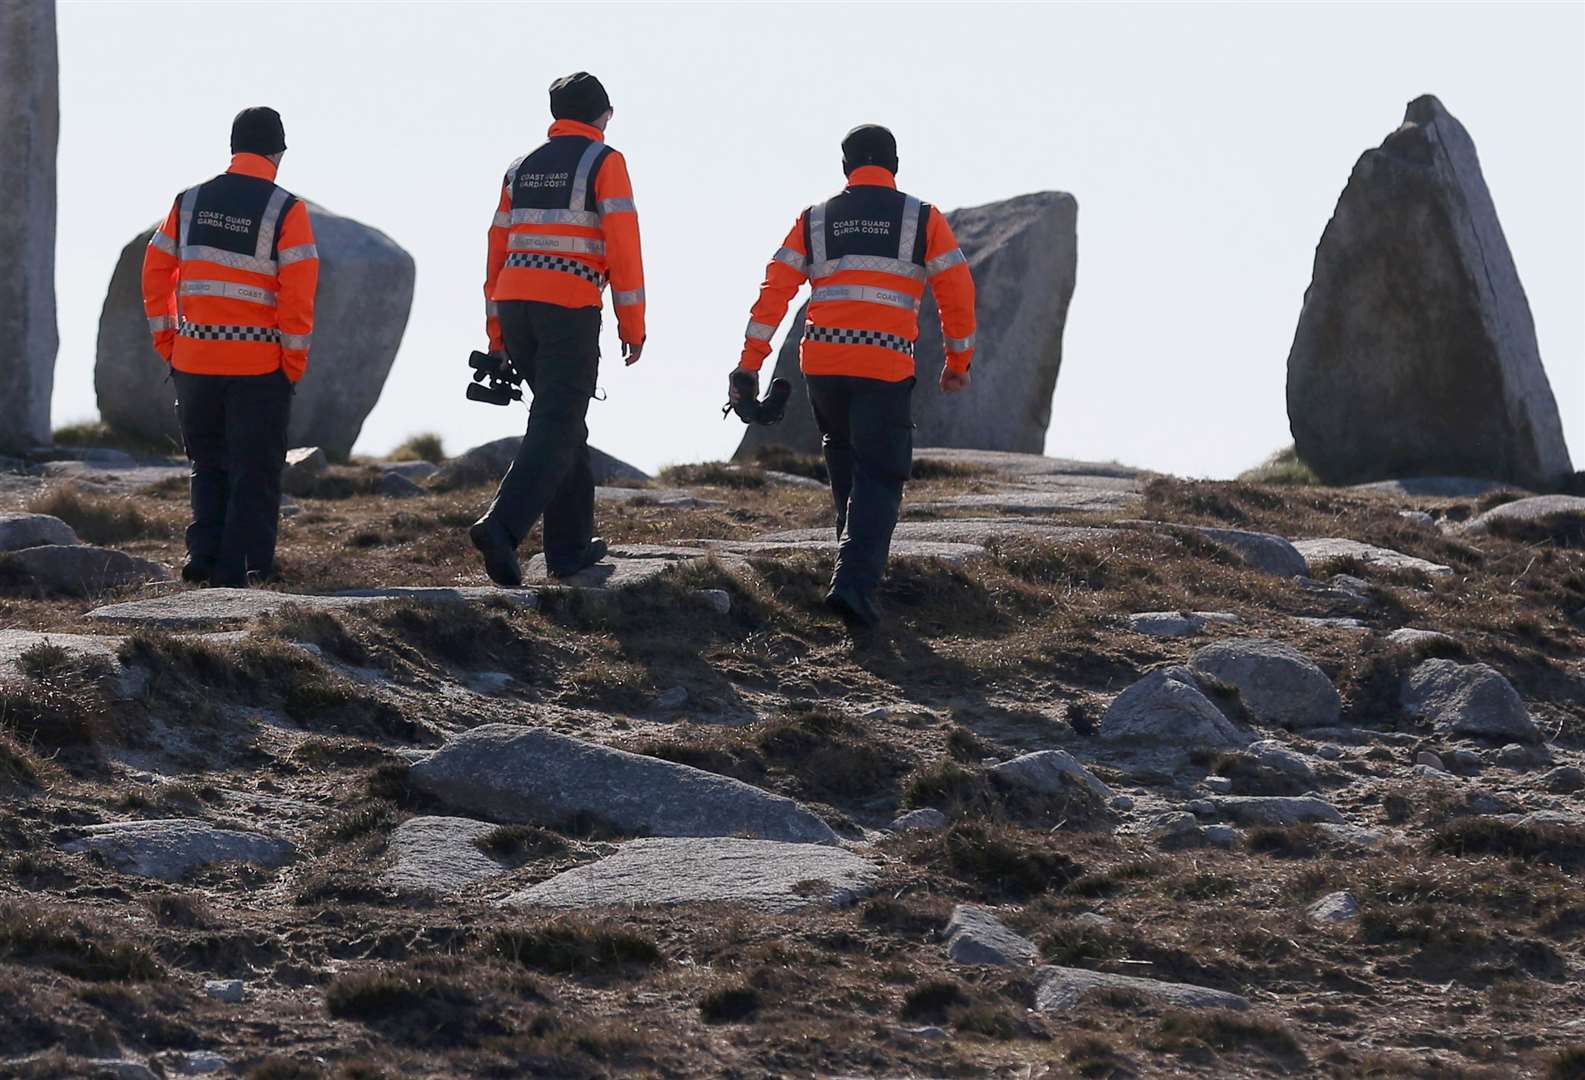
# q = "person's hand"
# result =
<box><xmin>622</xmin><ymin>339</ymin><xmax>644</xmax><ymax>366</ymax></box>
<box><xmin>940</xmin><ymin>367</ymin><xmax>972</xmax><ymax>394</ymax></box>
<box><xmin>729</xmin><ymin>367</ymin><xmax>759</xmax><ymax>404</ymax></box>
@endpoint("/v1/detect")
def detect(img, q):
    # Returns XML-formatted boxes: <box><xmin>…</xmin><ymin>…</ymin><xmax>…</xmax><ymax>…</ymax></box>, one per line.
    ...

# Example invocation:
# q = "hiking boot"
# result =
<box><xmin>547</xmin><ymin>537</ymin><xmax>609</xmax><ymax>579</ymax></box>
<box><xmin>181</xmin><ymin>560</ymin><xmax>212</xmax><ymax>585</ymax></box>
<box><xmin>469</xmin><ymin>518</ymin><xmax>523</xmax><ymax>588</ymax></box>
<box><xmin>824</xmin><ymin>582</ymin><xmax>880</xmax><ymax>628</ymax></box>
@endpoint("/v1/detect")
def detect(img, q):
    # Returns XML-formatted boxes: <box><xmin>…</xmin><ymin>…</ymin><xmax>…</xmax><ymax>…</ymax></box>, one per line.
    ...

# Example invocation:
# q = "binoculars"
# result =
<box><xmin>465</xmin><ymin>350</ymin><xmax>524</xmax><ymax>407</ymax></box>
<box><xmin>724</xmin><ymin>370</ymin><xmax>792</xmax><ymax>426</ymax></box>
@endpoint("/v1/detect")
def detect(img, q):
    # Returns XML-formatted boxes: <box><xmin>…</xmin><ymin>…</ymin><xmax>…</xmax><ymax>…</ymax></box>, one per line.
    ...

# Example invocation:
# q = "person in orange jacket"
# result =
<box><xmin>733</xmin><ymin>124</ymin><xmax>976</xmax><ymax>627</ymax></box>
<box><xmin>469</xmin><ymin>72</ymin><xmax>646</xmax><ymax>587</ymax></box>
<box><xmin>142</xmin><ymin>106</ymin><xmax>319</xmax><ymax>588</ymax></box>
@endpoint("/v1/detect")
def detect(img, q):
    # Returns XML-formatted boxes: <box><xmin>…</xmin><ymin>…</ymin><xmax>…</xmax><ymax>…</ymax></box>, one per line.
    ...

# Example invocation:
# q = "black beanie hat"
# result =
<box><xmin>841</xmin><ymin>124</ymin><xmax>898</xmax><ymax>174</ymax></box>
<box><xmin>549</xmin><ymin>72</ymin><xmax>612</xmax><ymax>123</ymax></box>
<box><xmin>231</xmin><ymin>106</ymin><xmax>286</xmax><ymax>156</ymax></box>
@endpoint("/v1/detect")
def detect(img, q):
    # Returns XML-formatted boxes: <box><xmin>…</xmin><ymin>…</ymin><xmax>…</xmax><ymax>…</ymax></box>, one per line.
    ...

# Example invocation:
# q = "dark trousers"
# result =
<box><xmin>807</xmin><ymin>374</ymin><xmax>916</xmax><ymax>596</ymax></box>
<box><xmin>481</xmin><ymin>300</ymin><xmax>600</xmax><ymax>568</ymax></box>
<box><xmin>173</xmin><ymin>369</ymin><xmax>293</xmax><ymax>586</ymax></box>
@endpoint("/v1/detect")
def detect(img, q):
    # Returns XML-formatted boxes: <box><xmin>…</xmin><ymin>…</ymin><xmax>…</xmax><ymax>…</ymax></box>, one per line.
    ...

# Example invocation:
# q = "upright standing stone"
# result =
<box><xmin>1286</xmin><ymin>96</ymin><xmax>1572</xmax><ymax>489</ymax></box>
<box><xmin>95</xmin><ymin>205</ymin><xmax>414</xmax><ymax>460</ymax></box>
<box><xmin>0</xmin><ymin>0</ymin><xmax>59</xmax><ymax>453</ymax></box>
<box><xmin>735</xmin><ymin>192</ymin><xmax>1077</xmax><ymax>459</ymax></box>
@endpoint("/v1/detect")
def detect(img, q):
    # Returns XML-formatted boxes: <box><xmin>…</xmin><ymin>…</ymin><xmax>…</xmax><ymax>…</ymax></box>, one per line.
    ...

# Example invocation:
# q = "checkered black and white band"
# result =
<box><xmin>804</xmin><ymin>325</ymin><xmax>915</xmax><ymax>356</ymax></box>
<box><xmin>178</xmin><ymin>322</ymin><xmax>281</xmax><ymax>343</ymax></box>
<box><xmin>505</xmin><ymin>252</ymin><xmax>606</xmax><ymax>286</ymax></box>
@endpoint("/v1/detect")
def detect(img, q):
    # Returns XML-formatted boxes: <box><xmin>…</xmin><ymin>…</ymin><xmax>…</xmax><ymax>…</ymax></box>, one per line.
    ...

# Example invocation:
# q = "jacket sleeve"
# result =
<box><xmin>596</xmin><ymin>151</ymin><xmax>645</xmax><ymax>346</ymax></box>
<box><xmin>738</xmin><ymin>213</ymin><xmax>809</xmax><ymax>372</ymax></box>
<box><xmin>924</xmin><ymin>207</ymin><xmax>976</xmax><ymax>373</ymax></box>
<box><xmin>484</xmin><ymin>180</ymin><xmax>510</xmax><ymax>352</ymax></box>
<box><xmin>140</xmin><ymin>201</ymin><xmax>181</xmax><ymax>362</ymax></box>
<box><xmin>275</xmin><ymin>201</ymin><xmax>319</xmax><ymax>382</ymax></box>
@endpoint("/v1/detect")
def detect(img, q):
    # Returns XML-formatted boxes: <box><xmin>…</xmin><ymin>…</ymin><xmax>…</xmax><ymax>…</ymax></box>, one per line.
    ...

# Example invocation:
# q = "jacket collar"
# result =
<box><xmin>227</xmin><ymin>153</ymin><xmax>279</xmax><ymax>181</ymax></box>
<box><xmin>548</xmin><ymin>119</ymin><xmax>605</xmax><ymax>142</ymax></box>
<box><xmin>846</xmin><ymin>165</ymin><xmax>897</xmax><ymax>189</ymax></box>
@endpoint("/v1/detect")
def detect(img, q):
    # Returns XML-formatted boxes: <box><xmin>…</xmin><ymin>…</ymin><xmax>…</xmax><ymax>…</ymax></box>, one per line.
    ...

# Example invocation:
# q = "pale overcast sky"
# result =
<box><xmin>51</xmin><ymin>1</ymin><xmax>1584</xmax><ymax>477</ymax></box>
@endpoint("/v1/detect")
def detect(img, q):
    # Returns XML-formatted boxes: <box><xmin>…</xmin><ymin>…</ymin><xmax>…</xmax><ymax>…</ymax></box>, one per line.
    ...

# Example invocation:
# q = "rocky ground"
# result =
<box><xmin>1</xmin><ymin>439</ymin><xmax>1583</xmax><ymax>1079</ymax></box>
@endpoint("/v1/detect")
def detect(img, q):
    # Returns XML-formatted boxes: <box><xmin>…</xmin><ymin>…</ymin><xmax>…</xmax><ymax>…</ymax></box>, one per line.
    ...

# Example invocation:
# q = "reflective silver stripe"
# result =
<box><xmin>598</xmin><ymin>197</ymin><xmax>636</xmax><ymax>215</ymax></box>
<box><xmin>492</xmin><ymin>210</ymin><xmax>511</xmax><ymax>228</ymax></box>
<box><xmin>926</xmin><ymin>247</ymin><xmax>966</xmax><ymax>276</ymax></box>
<box><xmin>811</xmin><ymin>284</ymin><xmax>919</xmax><ymax>312</ymax></box>
<box><xmin>280</xmin><ymin>332</ymin><xmax>312</xmax><ymax>351</ymax></box>
<box><xmin>179</xmin><ymin>279</ymin><xmax>278</xmax><ymax>306</ymax></box>
<box><xmin>773</xmin><ymin>246</ymin><xmax>807</xmax><ymax>273</ymax></box>
<box><xmin>612</xmin><ymin>287</ymin><xmax>645</xmax><ymax>307</ymax></box>
<box><xmin>807</xmin><ymin>203</ymin><xmax>827</xmax><ymax>266</ymax></box>
<box><xmin>807</xmin><ymin>254</ymin><xmax>927</xmax><ymax>281</ymax></box>
<box><xmin>147</xmin><ymin>315</ymin><xmax>175</xmax><ymax>332</ymax></box>
<box><xmin>505</xmin><ymin>155</ymin><xmax>528</xmax><ymax>189</ymax></box>
<box><xmin>508</xmin><ymin>233</ymin><xmax>605</xmax><ymax>256</ymax></box>
<box><xmin>485</xmin><ymin>301</ymin><xmax>500</xmax><ymax>318</ymax></box>
<box><xmin>178</xmin><ymin>245</ymin><xmax>279</xmax><ymax>275</ymax></box>
<box><xmin>745</xmin><ymin>320</ymin><xmax>776</xmax><ymax>341</ymax></box>
<box><xmin>945</xmin><ymin>333</ymin><xmax>977</xmax><ymax>353</ymax></box>
<box><xmin>897</xmin><ymin>196</ymin><xmax>921</xmax><ymax>260</ymax></box>
<box><xmin>568</xmin><ymin>140</ymin><xmax>606</xmax><ymax>212</ymax></box>
<box><xmin>508</xmin><ymin>207</ymin><xmax>601</xmax><ymax>228</ymax></box>
<box><xmin>148</xmin><ymin>230</ymin><xmax>176</xmax><ymax>255</ymax></box>
<box><xmin>177</xmin><ymin>186</ymin><xmax>200</xmax><ymax>249</ymax></box>
<box><xmin>278</xmin><ymin>243</ymin><xmax>318</xmax><ymax>266</ymax></box>
<box><xmin>255</xmin><ymin>188</ymin><xmax>291</xmax><ymax>263</ymax></box>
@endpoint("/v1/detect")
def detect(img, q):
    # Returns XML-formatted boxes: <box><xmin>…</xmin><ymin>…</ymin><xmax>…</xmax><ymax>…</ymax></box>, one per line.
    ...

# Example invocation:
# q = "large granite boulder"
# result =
<box><xmin>0</xmin><ymin>0</ymin><xmax>58</xmax><ymax>453</ymax></box>
<box><xmin>1286</xmin><ymin>96</ymin><xmax>1572</xmax><ymax>489</ymax></box>
<box><xmin>735</xmin><ymin>191</ymin><xmax>1077</xmax><ymax>459</ymax></box>
<box><xmin>95</xmin><ymin>204</ymin><xmax>415</xmax><ymax>460</ymax></box>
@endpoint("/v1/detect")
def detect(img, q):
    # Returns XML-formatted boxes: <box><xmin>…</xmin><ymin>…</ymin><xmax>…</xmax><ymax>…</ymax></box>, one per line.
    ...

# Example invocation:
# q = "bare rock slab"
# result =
<box><xmin>1208</xmin><ymin>796</ymin><xmax>1345</xmax><ymax>827</ymax></box>
<box><xmin>1100</xmin><ymin>667</ymin><xmax>1252</xmax><ymax>750</ymax></box>
<box><xmin>1289</xmin><ymin>538</ymin><xmax>1451</xmax><ymax>577</ymax></box>
<box><xmin>85</xmin><ymin>585</ymin><xmax>536</xmax><ymax>628</ymax></box>
<box><xmin>1129</xmin><ymin>611</ymin><xmax>1241</xmax><ymax>638</ymax></box>
<box><xmin>0</xmin><ymin>628</ymin><xmax>146</xmax><ymax>697</ymax></box>
<box><xmin>1307</xmin><ymin>890</ymin><xmax>1360</xmax><ymax>925</ymax></box>
<box><xmin>62</xmin><ymin>819</ymin><xmax>293</xmax><ymax>881</ymax></box>
<box><xmin>1189</xmin><ymin>639</ymin><xmax>1342</xmax><ymax>730</ymax></box>
<box><xmin>1286</xmin><ymin>96</ymin><xmax>1572</xmax><ymax>488</ymax></box>
<box><xmin>1035</xmin><ymin>965</ymin><xmax>1249</xmax><ymax>1012</ymax></box>
<box><xmin>761</xmin><ymin>519</ymin><xmax>1115</xmax><ymax>548</ymax></box>
<box><xmin>691</xmin><ymin>537</ymin><xmax>986</xmax><ymax>567</ymax></box>
<box><xmin>503</xmin><ymin>837</ymin><xmax>876</xmax><ymax>912</ymax></box>
<box><xmin>0</xmin><ymin>512</ymin><xmax>78</xmax><ymax>551</ymax></box>
<box><xmin>1462</xmin><ymin>496</ymin><xmax>1585</xmax><ymax>538</ymax></box>
<box><xmin>907</xmin><ymin>487</ymin><xmax>1137</xmax><ymax>516</ymax></box>
<box><xmin>1</xmin><ymin>544</ymin><xmax>169</xmax><ymax>595</ymax></box>
<box><xmin>525</xmin><ymin>544</ymin><xmax>737</xmax><ymax>590</ymax></box>
<box><xmin>1403</xmin><ymin>659</ymin><xmax>1539</xmax><ymax>744</ymax></box>
<box><xmin>912</xmin><ymin>449</ymin><xmax>1146</xmax><ymax>479</ymax></box>
<box><xmin>383</xmin><ymin>816</ymin><xmax>506</xmax><ymax>895</ymax></box>
<box><xmin>943</xmin><ymin>905</ymin><xmax>1039</xmax><ymax>966</ymax></box>
<box><xmin>408</xmin><ymin>724</ymin><xmax>837</xmax><ymax>844</ymax></box>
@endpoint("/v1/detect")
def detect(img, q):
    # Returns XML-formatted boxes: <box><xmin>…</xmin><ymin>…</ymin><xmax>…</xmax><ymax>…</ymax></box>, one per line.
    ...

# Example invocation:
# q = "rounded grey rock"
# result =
<box><xmin>1189</xmin><ymin>638</ymin><xmax>1342</xmax><ymax>730</ymax></box>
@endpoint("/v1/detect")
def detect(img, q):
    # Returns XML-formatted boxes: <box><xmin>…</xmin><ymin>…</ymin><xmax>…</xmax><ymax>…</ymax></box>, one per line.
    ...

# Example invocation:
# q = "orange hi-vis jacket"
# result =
<box><xmin>484</xmin><ymin>119</ymin><xmax>646</xmax><ymax>350</ymax></box>
<box><xmin>740</xmin><ymin>166</ymin><xmax>976</xmax><ymax>382</ymax></box>
<box><xmin>141</xmin><ymin>153</ymin><xmax>319</xmax><ymax>381</ymax></box>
